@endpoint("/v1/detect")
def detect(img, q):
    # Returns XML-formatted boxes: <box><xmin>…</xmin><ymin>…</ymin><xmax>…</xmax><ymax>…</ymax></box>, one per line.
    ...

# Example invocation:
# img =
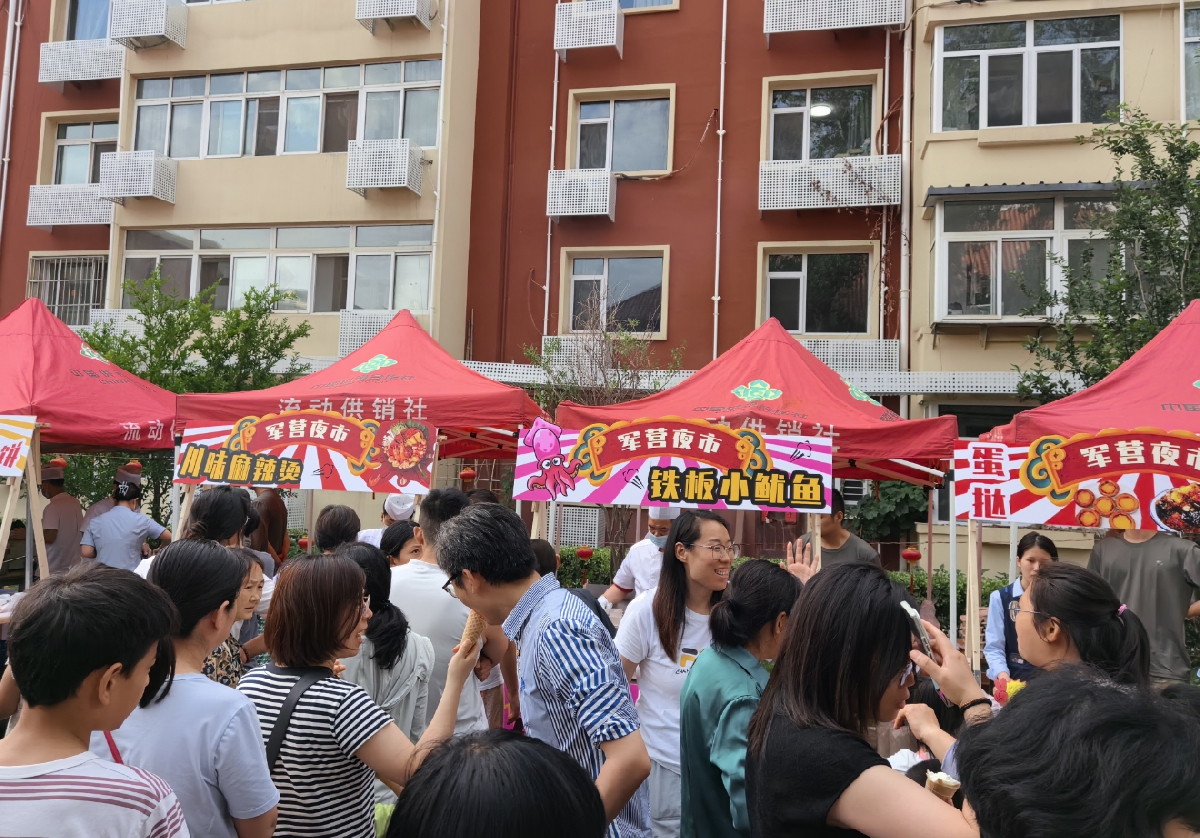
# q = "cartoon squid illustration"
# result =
<box><xmin>524</xmin><ymin>418</ymin><xmax>582</xmax><ymax>500</ymax></box>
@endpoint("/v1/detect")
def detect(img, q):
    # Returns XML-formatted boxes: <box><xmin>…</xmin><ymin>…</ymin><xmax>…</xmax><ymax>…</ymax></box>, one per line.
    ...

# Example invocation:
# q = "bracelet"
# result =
<box><xmin>960</xmin><ymin>697</ymin><xmax>992</xmax><ymax>713</ymax></box>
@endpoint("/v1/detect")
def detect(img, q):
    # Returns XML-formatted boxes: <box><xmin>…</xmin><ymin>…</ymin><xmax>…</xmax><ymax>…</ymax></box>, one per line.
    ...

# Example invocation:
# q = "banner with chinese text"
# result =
<box><xmin>174</xmin><ymin>399</ymin><xmax>437</xmax><ymax>494</ymax></box>
<box><xmin>954</xmin><ymin>430</ymin><xmax>1200</xmax><ymax>532</ymax></box>
<box><xmin>0</xmin><ymin>415</ymin><xmax>35</xmax><ymax>478</ymax></box>
<box><xmin>514</xmin><ymin>417</ymin><xmax>832</xmax><ymax>511</ymax></box>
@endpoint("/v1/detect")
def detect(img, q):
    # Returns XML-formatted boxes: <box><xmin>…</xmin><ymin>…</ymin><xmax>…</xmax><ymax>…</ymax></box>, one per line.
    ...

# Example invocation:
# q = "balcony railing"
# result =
<box><xmin>38</xmin><ymin>39</ymin><xmax>124</xmax><ymax>85</ymax></box>
<box><xmin>763</xmin><ymin>0</ymin><xmax>904</xmax><ymax>33</ymax></box>
<box><xmin>339</xmin><ymin>310</ymin><xmax>398</xmax><ymax>357</ymax></box>
<box><xmin>109</xmin><ymin>0</ymin><xmax>187</xmax><ymax>50</ymax></box>
<box><xmin>346</xmin><ymin>139</ymin><xmax>424</xmax><ymax>196</ymax></box>
<box><xmin>759</xmin><ymin>155</ymin><xmax>901</xmax><ymax>211</ymax></box>
<box><xmin>798</xmin><ymin>338</ymin><xmax>900</xmax><ymax>372</ymax></box>
<box><xmin>547</xmin><ymin>168</ymin><xmax>617</xmax><ymax>220</ymax></box>
<box><xmin>27</xmin><ymin>184</ymin><xmax>114</xmax><ymax>227</ymax></box>
<box><xmin>27</xmin><ymin>256</ymin><xmax>109</xmax><ymax>327</ymax></box>
<box><xmin>554</xmin><ymin>0</ymin><xmax>623</xmax><ymax>59</ymax></box>
<box><xmin>356</xmin><ymin>0</ymin><xmax>432</xmax><ymax>33</ymax></box>
<box><xmin>99</xmin><ymin>150</ymin><xmax>178</xmax><ymax>204</ymax></box>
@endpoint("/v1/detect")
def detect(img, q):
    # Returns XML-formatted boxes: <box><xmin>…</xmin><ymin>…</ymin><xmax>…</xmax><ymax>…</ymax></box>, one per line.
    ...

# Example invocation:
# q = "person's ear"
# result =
<box><xmin>413</xmin><ymin>527</ymin><xmax>425</xmax><ymax>547</ymax></box>
<box><xmin>774</xmin><ymin>612</ymin><xmax>788</xmax><ymax>640</ymax></box>
<box><xmin>1037</xmin><ymin>616</ymin><xmax>1064</xmax><ymax>645</ymax></box>
<box><xmin>555</xmin><ymin>554</ymin><xmax>562</xmax><ymax>571</ymax></box>
<box><xmin>95</xmin><ymin>662</ymin><xmax>124</xmax><ymax>707</ymax></box>
<box><xmin>460</xmin><ymin>568</ymin><xmax>483</xmax><ymax>596</ymax></box>
<box><xmin>675</xmin><ymin>540</ymin><xmax>690</xmax><ymax>563</ymax></box>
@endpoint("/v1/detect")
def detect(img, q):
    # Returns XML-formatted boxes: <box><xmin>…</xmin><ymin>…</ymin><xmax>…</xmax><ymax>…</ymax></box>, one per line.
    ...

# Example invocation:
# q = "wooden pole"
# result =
<box><xmin>965</xmin><ymin>519</ymin><xmax>982</xmax><ymax>682</ymax></box>
<box><xmin>0</xmin><ymin>473</ymin><xmax>22</xmax><ymax>560</ymax></box>
<box><xmin>177</xmin><ymin>484</ymin><xmax>197</xmax><ymax>535</ymax></box>
<box><xmin>948</xmin><ymin>479</ymin><xmax>958</xmax><ymax>647</ymax></box>
<box><xmin>807</xmin><ymin>513</ymin><xmax>822</xmax><ymax>571</ymax></box>
<box><xmin>925</xmin><ymin>489</ymin><xmax>934</xmax><ymax>605</ymax></box>
<box><xmin>24</xmin><ymin>428</ymin><xmax>49</xmax><ymax>582</ymax></box>
<box><xmin>530</xmin><ymin>501</ymin><xmax>547</xmax><ymax>541</ymax></box>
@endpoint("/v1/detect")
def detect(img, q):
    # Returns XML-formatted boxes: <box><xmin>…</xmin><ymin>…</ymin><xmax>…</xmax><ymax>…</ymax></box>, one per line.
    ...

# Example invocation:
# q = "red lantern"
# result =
<box><xmin>298</xmin><ymin>536</ymin><xmax>309</xmax><ymax>552</ymax></box>
<box><xmin>459</xmin><ymin>466</ymin><xmax>477</xmax><ymax>484</ymax></box>
<box><xmin>577</xmin><ymin>546</ymin><xmax>594</xmax><ymax>561</ymax></box>
<box><xmin>902</xmin><ymin>546</ymin><xmax>922</xmax><ymax>564</ymax></box>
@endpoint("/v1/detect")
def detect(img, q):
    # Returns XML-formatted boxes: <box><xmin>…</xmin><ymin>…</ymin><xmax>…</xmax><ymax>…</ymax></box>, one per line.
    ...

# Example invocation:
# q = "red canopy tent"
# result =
<box><xmin>175</xmin><ymin>310</ymin><xmax>544</xmax><ymax>472</ymax></box>
<box><xmin>555</xmin><ymin>318</ymin><xmax>958</xmax><ymax>486</ymax></box>
<box><xmin>985</xmin><ymin>299</ymin><xmax>1200</xmax><ymax>444</ymax></box>
<box><xmin>0</xmin><ymin>298</ymin><xmax>176</xmax><ymax>452</ymax></box>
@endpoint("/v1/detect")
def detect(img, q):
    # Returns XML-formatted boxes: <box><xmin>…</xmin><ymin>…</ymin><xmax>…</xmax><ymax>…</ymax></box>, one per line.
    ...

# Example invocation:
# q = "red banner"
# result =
<box><xmin>234</xmin><ymin>410</ymin><xmax>376</xmax><ymax>464</ymax></box>
<box><xmin>583</xmin><ymin>418</ymin><xmax>759</xmax><ymax>479</ymax></box>
<box><xmin>1042</xmin><ymin>430</ymin><xmax>1200</xmax><ymax>491</ymax></box>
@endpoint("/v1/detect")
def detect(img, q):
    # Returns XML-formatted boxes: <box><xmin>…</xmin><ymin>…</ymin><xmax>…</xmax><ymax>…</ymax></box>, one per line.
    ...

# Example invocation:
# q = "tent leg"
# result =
<box><xmin>965</xmin><ymin>519</ymin><xmax>982</xmax><ymax>683</ymax></box>
<box><xmin>948</xmin><ymin>480</ymin><xmax>958</xmax><ymax>647</ymax></box>
<box><xmin>177</xmin><ymin>484</ymin><xmax>197</xmax><ymax>534</ymax></box>
<box><xmin>1008</xmin><ymin>523</ymin><xmax>1018</xmax><ymax>583</ymax></box>
<box><xmin>25</xmin><ymin>492</ymin><xmax>33</xmax><ymax>589</ymax></box>
<box><xmin>305</xmin><ymin>490</ymin><xmax>316</xmax><ymax>554</ymax></box>
<box><xmin>169</xmin><ymin>444</ymin><xmax>182</xmax><ymax>533</ymax></box>
<box><xmin>925</xmin><ymin>489</ymin><xmax>934</xmax><ymax>608</ymax></box>
<box><xmin>24</xmin><ymin>428</ymin><xmax>49</xmax><ymax>583</ymax></box>
<box><xmin>807</xmin><ymin>513</ymin><xmax>822</xmax><ymax>571</ymax></box>
<box><xmin>0</xmin><ymin>473</ymin><xmax>22</xmax><ymax>567</ymax></box>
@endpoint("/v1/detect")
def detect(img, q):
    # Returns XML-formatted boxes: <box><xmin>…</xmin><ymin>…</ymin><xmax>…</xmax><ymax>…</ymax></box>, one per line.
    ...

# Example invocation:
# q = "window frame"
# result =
<box><xmin>934</xmin><ymin>195</ymin><xmax>1112</xmax><ymax>322</ymax></box>
<box><xmin>566</xmin><ymin>84</ymin><xmax>676</xmax><ymax>177</ymax></box>
<box><xmin>52</xmin><ymin>121</ymin><xmax>118</xmax><ymax>185</ymax></box>
<box><xmin>1185</xmin><ymin>7</ymin><xmax>1200</xmax><ymax>121</ymax></box>
<box><xmin>558</xmin><ymin>245</ymin><xmax>670</xmax><ymax>339</ymax></box>
<box><xmin>756</xmin><ymin>241</ymin><xmax>879</xmax><ymax>338</ymax></box>
<box><xmin>934</xmin><ymin>16</ymin><xmax>1123</xmax><ymax>132</ymax></box>
<box><xmin>764</xmin><ymin>252</ymin><xmax>873</xmax><ymax>336</ymax></box>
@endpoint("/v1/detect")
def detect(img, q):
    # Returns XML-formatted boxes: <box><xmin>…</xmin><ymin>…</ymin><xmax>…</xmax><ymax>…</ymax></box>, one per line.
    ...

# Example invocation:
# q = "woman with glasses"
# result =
<box><xmin>616</xmin><ymin>509</ymin><xmax>733</xmax><ymax>838</ymax></box>
<box><xmin>983</xmin><ymin>532</ymin><xmax>1058</xmax><ymax>686</ymax></box>
<box><xmin>746</xmin><ymin>563</ymin><xmax>983</xmax><ymax>838</ymax></box>
<box><xmin>237</xmin><ymin>553</ymin><xmax>479</xmax><ymax>838</ymax></box>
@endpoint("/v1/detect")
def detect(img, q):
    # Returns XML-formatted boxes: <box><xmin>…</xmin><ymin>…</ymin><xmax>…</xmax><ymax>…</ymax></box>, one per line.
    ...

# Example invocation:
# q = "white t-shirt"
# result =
<box><xmin>389</xmin><ymin>560</ymin><xmax>488</xmax><ymax>733</ymax></box>
<box><xmin>615</xmin><ymin>588</ymin><xmax>711</xmax><ymax>771</ymax></box>
<box><xmin>612</xmin><ymin>537</ymin><xmax>664</xmax><ymax>598</ymax></box>
<box><xmin>89</xmin><ymin>673</ymin><xmax>277</xmax><ymax>838</ymax></box>
<box><xmin>0</xmin><ymin>751</ymin><xmax>190</xmax><ymax>837</ymax></box>
<box><xmin>42</xmin><ymin>492</ymin><xmax>83</xmax><ymax>574</ymax></box>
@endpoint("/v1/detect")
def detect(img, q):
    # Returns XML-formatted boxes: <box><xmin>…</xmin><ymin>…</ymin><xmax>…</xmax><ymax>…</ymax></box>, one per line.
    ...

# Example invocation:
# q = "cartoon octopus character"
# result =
<box><xmin>524</xmin><ymin>418</ymin><xmax>582</xmax><ymax>500</ymax></box>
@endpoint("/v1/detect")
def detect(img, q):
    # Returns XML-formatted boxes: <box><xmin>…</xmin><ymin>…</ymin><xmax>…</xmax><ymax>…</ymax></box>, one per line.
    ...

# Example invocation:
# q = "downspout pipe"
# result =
<box><xmin>899</xmin><ymin>0</ymin><xmax>913</xmax><ymax>418</ymax></box>
<box><xmin>711</xmin><ymin>0</ymin><xmax>728</xmax><ymax>360</ymax></box>
<box><xmin>0</xmin><ymin>0</ymin><xmax>20</xmax><ymax>263</ymax></box>
<box><xmin>880</xmin><ymin>27</ymin><xmax>891</xmax><ymax>341</ymax></box>
<box><xmin>428</xmin><ymin>0</ymin><xmax>451</xmax><ymax>343</ymax></box>
<box><xmin>544</xmin><ymin>52</ymin><xmax>560</xmax><ymax>337</ymax></box>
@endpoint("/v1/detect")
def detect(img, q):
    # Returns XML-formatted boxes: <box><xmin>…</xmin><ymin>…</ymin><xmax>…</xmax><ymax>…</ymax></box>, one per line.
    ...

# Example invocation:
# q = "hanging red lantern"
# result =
<box><xmin>298</xmin><ymin>536</ymin><xmax>309</xmax><ymax>552</ymax></box>
<box><xmin>459</xmin><ymin>466</ymin><xmax>477</xmax><ymax>484</ymax></box>
<box><xmin>902</xmin><ymin>546</ymin><xmax>922</xmax><ymax>564</ymax></box>
<box><xmin>577</xmin><ymin>546</ymin><xmax>594</xmax><ymax>561</ymax></box>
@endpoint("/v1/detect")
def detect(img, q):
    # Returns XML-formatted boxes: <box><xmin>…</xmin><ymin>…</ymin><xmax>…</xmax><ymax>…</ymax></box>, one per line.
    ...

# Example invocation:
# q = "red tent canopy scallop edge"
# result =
<box><xmin>555</xmin><ymin>318</ymin><xmax>957</xmax><ymax>485</ymax></box>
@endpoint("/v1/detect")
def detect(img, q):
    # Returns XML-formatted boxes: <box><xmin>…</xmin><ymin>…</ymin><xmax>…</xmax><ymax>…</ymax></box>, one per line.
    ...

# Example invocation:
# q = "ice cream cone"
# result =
<box><xmin>460</xmin><ymin>610</ymin><xmax>487</xmax><ymax>650</ymax></box>
<box><xmin>925</xmin><ymin>771</ymin><xmax>960</xmax><ymax>804</ymax></box>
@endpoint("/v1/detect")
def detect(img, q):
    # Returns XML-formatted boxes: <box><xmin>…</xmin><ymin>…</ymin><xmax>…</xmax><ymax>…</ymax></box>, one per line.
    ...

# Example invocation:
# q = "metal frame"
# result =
<box><xmin>109</xmin><ymin>0</ymin><xmax>188</xmax><ymax>51</ymax></box>
<box><xmin>554</xmin><ymin>0</ymin><xmax>624</xmax><ymax>60</ymax></box>
<box><xmin>38</xmin><ymin>39</ymin><xmax>124</xmax><ymax>85</ymax></box>
<box><xmin>98</xmin><ymin>150</ymin><xmax>177</xmax><ymax>203</ymax></box>
<box><xmin>27</xmin><ymin>183</ymin><xmax>114</xmax><ymax>226</ymax></box>
<box><xmin>764</xmin><ymin>0</ymin><xmax>904</xmax><ymax>32</ymax></box>
<box><xmin>346</xmin><ymin>138</ymin><xmax>424</xmax><ymax>195</ymax></box>
<box><xmin>766</xmin><ymin>253</ymin><xmax>874</xmax><ymax>336</ymax></box>
<box><xmin>356</xmin><ymin>0</ymin><xmax>433</xmax><ymax>33</ymax></box>
<box><xmin>547</xmin><ymin>168</ymin><xmax>617</xmax><ymax>219</ymax></box>
<box><xmin>339</xmin><ymin>309</ymin><xmax>400</xmax><ymax>357</ymax></box>
<box><xmin>759</xmin><ymin>154</ymin><xmax>901</xmax><ymax>210</ymax></box>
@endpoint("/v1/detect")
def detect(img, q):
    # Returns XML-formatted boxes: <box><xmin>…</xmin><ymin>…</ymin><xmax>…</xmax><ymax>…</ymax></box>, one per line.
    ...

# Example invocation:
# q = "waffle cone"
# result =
<box><xmin>460</xmin><ymin>610</ymin><xmax>487</xmax><ymax>650</ymax></box>
<box><xmin>925</xmin><ymin>771</ymin><xmax>960</xmax><ymax>804</ymax></box>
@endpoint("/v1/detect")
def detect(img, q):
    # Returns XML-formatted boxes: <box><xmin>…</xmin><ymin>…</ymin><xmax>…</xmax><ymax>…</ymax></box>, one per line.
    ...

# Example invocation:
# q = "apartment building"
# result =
<box><xmin>910</xmin><ymin>0</ymin><xmax>1181</xmax><ymax>488</ymax></box>
<box><xmin>16</xmin><ymin>0</ymin><xmax>481</xmax><ymax>362</ymax></box>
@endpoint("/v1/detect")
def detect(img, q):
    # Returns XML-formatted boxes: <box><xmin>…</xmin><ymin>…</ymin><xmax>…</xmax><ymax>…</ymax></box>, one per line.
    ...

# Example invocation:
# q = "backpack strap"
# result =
<box><xmin>266</xmin><ymin>667</ymin><xmax>332</xmax><ymax>773</ymax></box>
<box><xmin>103</xmin><ymin>731</ymin><xmax>123</xmax><ymax>764</ymax></box>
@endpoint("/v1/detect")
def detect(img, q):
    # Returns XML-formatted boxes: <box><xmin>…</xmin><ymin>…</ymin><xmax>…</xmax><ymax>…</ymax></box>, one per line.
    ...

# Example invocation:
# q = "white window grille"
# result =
<box><xmin>356</xmin><ymin>0</ymin><xmax>432</xmax><ymax>33</ymax></box>
<box><xmin>27</xmin><ymin>256</ymin><xmax>108</xmax><ymax>326</ymax></box>
<box><xmin>27</xmin><ymin>184</ymin><xmax>114</xmax><ymax>227</ymax></box>
<box><xmin>99</xmin><ymin>150</ymin><xmax>177</xmax><ymax>203</ymax></box>
<box><xmin>548</xmin><ymin>504</ymin><xmax>601</xmax><ymax>549</ymax></box>
<box><xmin>108</xmin><ymin>0</ymin><xmax>187</xmax><ymax>51</ymax></box>
<box><xmin>764</xmin><ymin>0</ymin><xmax>903</xmax><ymax>33</ymax></box>
<box><xmin>758</xmin><ymin>155</ymin><xmax>901</xmax><ymax>210</ymax></box>
<box><xmin>283</xmin><ymin>490</ymin><xmax>308</xmax><ymax>530</ymax></box>
<box><xmin>339</xmin><ymin>309</ymin><xmax>399</xmax><ymax>357</ymax></box>
<box><xmin>38</xmin><ymin>39</ymin><xmax>124</xmax><ymax>85</ymax></box>
<box><xmin>346</xmin><ymin>138</ymin><xmax>424</xmax><ymax>196</ymax></box>
<box><xmin>547</xmin><ymin>169</ymin><xmax>617</xmax><ymax>219</ymax></box>
<box><xmin>87</xmin><ymin>308</ymin><xmax>145</xmax><ymax>338</ymax></box>
<box><xmin>554</xmin><ymin>0</ymin><xmax>623</xmax><ymax>60</ymax></box>
<box><xmin>799</xmin><ymin>339</ymin><xmax>899</xmax><ymax>371</ymax></box>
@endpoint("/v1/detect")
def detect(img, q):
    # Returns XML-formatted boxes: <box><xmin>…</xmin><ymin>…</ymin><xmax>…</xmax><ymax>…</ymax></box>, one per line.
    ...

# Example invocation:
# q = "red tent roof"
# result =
<box><xmin>988</xmin><ymin>299</ymin><xmax>1200</xmax><ymax>444</ymax></box>
<box><xmin>555</xmin><ymin>318</ymin><xmax>957</xmax><ymax>483</ymax></box>
<box><xmin>176</xmin><ymin>310</ymin><xmax>543</xmax><ymax>459</ymax></box>
<box><xmin>0</xmin><ymin>299</ymin><xmax>176</xmax><ymax>452</ymax></box>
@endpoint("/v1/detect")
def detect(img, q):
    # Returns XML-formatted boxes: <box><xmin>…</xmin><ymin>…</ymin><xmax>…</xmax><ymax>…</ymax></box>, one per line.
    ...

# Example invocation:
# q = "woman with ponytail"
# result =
<box><xmin>679</xmin><ymin>560</ymin><xmax>800</xmax><ymax>838</ymax></box>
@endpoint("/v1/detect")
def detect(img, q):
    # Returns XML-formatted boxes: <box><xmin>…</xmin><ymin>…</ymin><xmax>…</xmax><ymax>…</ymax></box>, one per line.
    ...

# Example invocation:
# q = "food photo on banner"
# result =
<box><xmin>514</xmin><ymin>416</ymin><xmax>833</xmax><ymax>512</ymax></box>
<box><xmin>954</xmin><ymin>431</ymin><xmax>1200</xmax><ymax>533</ymax></box>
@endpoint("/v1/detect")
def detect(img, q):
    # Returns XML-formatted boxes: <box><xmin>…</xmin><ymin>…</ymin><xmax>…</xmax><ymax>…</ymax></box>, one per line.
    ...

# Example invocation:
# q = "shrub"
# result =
<box><xmin>888</xmin><ymin>567</ymin><xmax>1009</xmax><ymax>632</ymax></box>
<box><xmin>556</xmin><ymin>546</ymin><xmax>612</xmax><ymax>588</ymax></box>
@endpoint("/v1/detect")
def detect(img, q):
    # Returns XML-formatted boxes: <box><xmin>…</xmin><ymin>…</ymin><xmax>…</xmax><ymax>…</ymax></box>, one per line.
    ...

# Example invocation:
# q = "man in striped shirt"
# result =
<box><xmin>438</xmin><ymin>504</ymin><xmax>651</xmax><ymax>838</ymax></box>
<box><xmin>0</xmin><ymin>564</ymin><xmax>189</xmax><ymax>837</ymax></box>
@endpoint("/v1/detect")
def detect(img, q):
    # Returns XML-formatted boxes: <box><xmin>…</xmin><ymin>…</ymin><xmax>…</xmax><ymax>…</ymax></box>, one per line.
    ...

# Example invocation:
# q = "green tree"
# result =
<box><xmin>60</xmin><ymin>269</ymin><xmax>313</xmax><ymax>524</ymax></box>
<box><xmin>846</xmin><ymin>481</ymin><xmax>929</xmax><ymax>544</ymax></box>
<box><xmin>1018</xmin><ymin>108</ymin><xmax>1200</xmax><ymax>402</ymax></box>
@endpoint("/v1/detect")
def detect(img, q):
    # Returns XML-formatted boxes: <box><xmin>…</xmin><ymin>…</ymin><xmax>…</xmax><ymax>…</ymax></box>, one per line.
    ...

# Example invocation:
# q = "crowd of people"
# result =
<box><xmin>0</xmin><ymin>476</ymin><xmax>1199</xmax><ymax>838</ymax></box>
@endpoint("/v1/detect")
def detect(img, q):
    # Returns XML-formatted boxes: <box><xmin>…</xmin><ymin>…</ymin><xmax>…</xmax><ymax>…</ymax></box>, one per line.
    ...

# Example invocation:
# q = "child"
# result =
<box><xmin>984</xmin><ymin>532</ymin><xmax>1058</xmax><ymax>683</ymax></box>
<box><xmin>0</xmin><ymin>564</ymin><xmax>189</xmax><ymax>837</ymax></box>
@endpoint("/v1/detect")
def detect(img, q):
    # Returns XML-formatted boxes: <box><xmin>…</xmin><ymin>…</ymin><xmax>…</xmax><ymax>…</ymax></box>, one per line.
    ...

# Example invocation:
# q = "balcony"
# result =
<box><xmin>99</xmin><ymin>150</ymin><xmax>177</xmax><ymax>204</ymax></box>
<box><xmin>759</xmin><ymin>155</ymin><xmax>901</xmax><ymax>211</ymax></box>
<box><xmin>356</xmin><ymin>0</ymin><xmax>432</xmax><ymax>33</ymax></box>
<box><xmin>554</xmin><ymin>0</ymin><xmax>623</xmax><ymax>60</ymax></box>
<box><xmin>339</xmin><ymin>309</ymin><xmax>399</xmax><ymax>357</ymax></box>
<box><xmin>27</xmin><ymin>184</ymin><xmax>114</xmax><ymax>227</ymax></box>
<box><xmin>763</xmin><ymin>0</ymin><xmax>904</xmax><ymax>33</ymax></box>
<box><xmin>547</xmin><ymin>168</ymin><xmax>617</xmax><ymax>220</ymax></box>
<box><xmin>109</xmin><ymin>0</ymin><xmax>187</xmax><ymax>50</ymax></box>
<box><xmin>38</xmin><ymin>39</ymin><xmax>124</xmax><ymax>86</ymax></box>
<box><xmin>28</xmin><ymin>256</ymin><xmax>109</xmax><ymax>327</ymax></box>
<box><xmin>346</xmin><ymin>139</ymin><xmax>424</xmax><ymax>196</ymax></box>
<box><xmin>798</xmin><ymin>338</ymin><xmax>899</xmax><ymax>373</ymax></box>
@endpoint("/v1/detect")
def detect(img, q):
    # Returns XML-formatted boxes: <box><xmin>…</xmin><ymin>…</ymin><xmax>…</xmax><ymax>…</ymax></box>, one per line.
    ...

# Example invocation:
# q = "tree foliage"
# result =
<box><xmin>1019</xmin><ymin>108</ymin><xmax>1200</xmax><ymax>402</ymax></box>
<box><xmin>847</xmin><ymin>481</ymin><xmax>929</xmax><ymax>544</ymax></box>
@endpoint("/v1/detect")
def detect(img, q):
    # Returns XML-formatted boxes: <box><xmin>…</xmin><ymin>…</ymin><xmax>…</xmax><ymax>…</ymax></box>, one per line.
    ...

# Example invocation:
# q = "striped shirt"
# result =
<box><xmin>0</xmin><ymin>751</ymin><xmax>189</xmax><ymax>837</ymax></box>
<box><xmin>236</xmin><ymin>665</ymin><xmax>392</xmax><ymax>838</ymax></box>
<box><xmin>503</xmin><ymin>574</ymin><xmax>650</xmax><ymax>838</ymax></box>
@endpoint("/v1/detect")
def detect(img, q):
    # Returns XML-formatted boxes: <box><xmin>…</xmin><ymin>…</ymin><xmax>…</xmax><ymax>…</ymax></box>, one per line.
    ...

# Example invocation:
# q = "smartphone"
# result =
<box><xmin>900</xmin><ymin>601</ymin><xmax>950</xmax><ymax>706</ymax></box>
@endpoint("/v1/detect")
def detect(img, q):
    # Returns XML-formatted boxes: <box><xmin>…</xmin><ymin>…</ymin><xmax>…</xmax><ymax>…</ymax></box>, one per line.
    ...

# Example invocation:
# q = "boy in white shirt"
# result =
<box><xmin>0</xmin><ymin>564</ymin><xmax>189</xmax><ymax>838</ymax></box>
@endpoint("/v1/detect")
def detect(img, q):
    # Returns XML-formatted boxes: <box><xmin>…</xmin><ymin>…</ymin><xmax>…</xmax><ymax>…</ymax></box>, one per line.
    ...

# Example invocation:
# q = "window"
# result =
<box><xmin>576</xmin><ymin>97</ymin><xmax>670</xmax><ymax>173</ymax></box>
<box><xmin>938</xmin><ymin>16</ymin><xmax>1120</xmax><ymax>131</ymax></box>
<box><xmin>53</xmin><ymin>121</ymin><xmax>117</xmax><ymax>185</ymax></box>
<box><xmin>767</xmin><ymin>253</ymin><xmax>870</xmax><ymax>334</ymax></box>
<box><xmin>770</xmin><ymin>86</ymin><xmax>873</xmax><ymax>160</ymax></box>
<box><xmin>1187</xmin><ymin>10</ymin><xmax>1200</xmax><ymax>120</ymax></box>
<box><xmin>938</xmin><ymin>197</ymin><xmax>1112</xmax><ymax>319</ymax></box>
<box><xmin>569</xmin><ymin>255</ymin><xmax>664</xmax><ymax>333</ymax></box>
<box><xmin>67</xmin><ymin>0</ymin><xmax>108</xmax><ymax>40</ymax></box>
<box><xmin>27</xmin><ymin>255</ymin><xmax>108</xmax><ymax>327</ymax></box>
<box><xmin>133</xmin><ymin>60</ymin><xmax>441</xmax><ymax>160</ymax></box>
<box><xmin>121</xmin><ymin>224</ymin><xmax>433</xmax><ymax>314</ymax></box>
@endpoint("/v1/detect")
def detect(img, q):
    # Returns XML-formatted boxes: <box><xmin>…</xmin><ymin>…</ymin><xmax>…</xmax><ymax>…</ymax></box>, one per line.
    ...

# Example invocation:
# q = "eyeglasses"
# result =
<box><xmin>1008</xmin><ymin>599</ymin><xmax>1045</xmax><ymax>622</ymax></box>
<box><xmin>686</xmin><ymin>543</ymin><xmax>742</xmax><ymax>560</ymax></box>
<box><xmin>442</xmin><ymin>575</ymin><xmax>461</xmax><ymax>599</ymax></box>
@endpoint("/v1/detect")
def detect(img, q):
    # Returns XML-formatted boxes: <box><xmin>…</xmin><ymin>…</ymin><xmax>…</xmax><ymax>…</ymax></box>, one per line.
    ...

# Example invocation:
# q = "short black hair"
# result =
<box><xmin>184</xmin><ymin>485</ymin><xmax>256</xmax><ymax>542</ymax></box>
<box><xmin>531</xmin><ymin>539</ymin><xmax>558</xmax><ymax>579</ymax></box>
<box><xmin>379</xmin><ymin>520</ymin><xmax>418</xmax><ymax>559</ymax></box>
<box><xmin>466</xmin><ymin>488</ymin><xmax>500</xmax><ymax>505</ymax></box>
<box><xmin>114</xmin><ymin>480</ymin><xmax>142</xmax><ymax>502</ymax></box>
<box><xmin>829</xmin><ymin>488</ymin><xmax>844</xmax><ymax>518</ymax></box>
<box><xmin>1016</xmin><ymin>531</ymin><xmax>1058</xmax><ymax>561</ymax></box>
<box><xmin>436</xmin><ymin>503</ymin><xmax>537</xmax><ymax>584</ymax></box>
<box><xmin>43</xmin><ymin>478</ymin><xmax>66</xmax><ymax>489</ymax></box>
<box><xmin>314</xmin><ymin>504</ymin><xmax>361</xmax><ymax>552</ymax></box>
<box><xmin>418</xmin><ymin>488</ymin><xmax>470</xmax><ymax>548</ymax></box>
<box><xmin>958</xmin><ymin>666</ymin><xmax>1200</xmax><ymax>838</ymax></box>
<box><xmin>8</xmin><ymin>564</ymin><xmax>177</xmax><ymax>709</ymax></box>
<box><xmin>386</xmin><ymin>730</ymin><xmax>606</xmax><ymax>838</ymax></box>
<box><xmin>265</xmin><ymin>553</ymin><xmax>365</xmax><ymax>668</ymax></box>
